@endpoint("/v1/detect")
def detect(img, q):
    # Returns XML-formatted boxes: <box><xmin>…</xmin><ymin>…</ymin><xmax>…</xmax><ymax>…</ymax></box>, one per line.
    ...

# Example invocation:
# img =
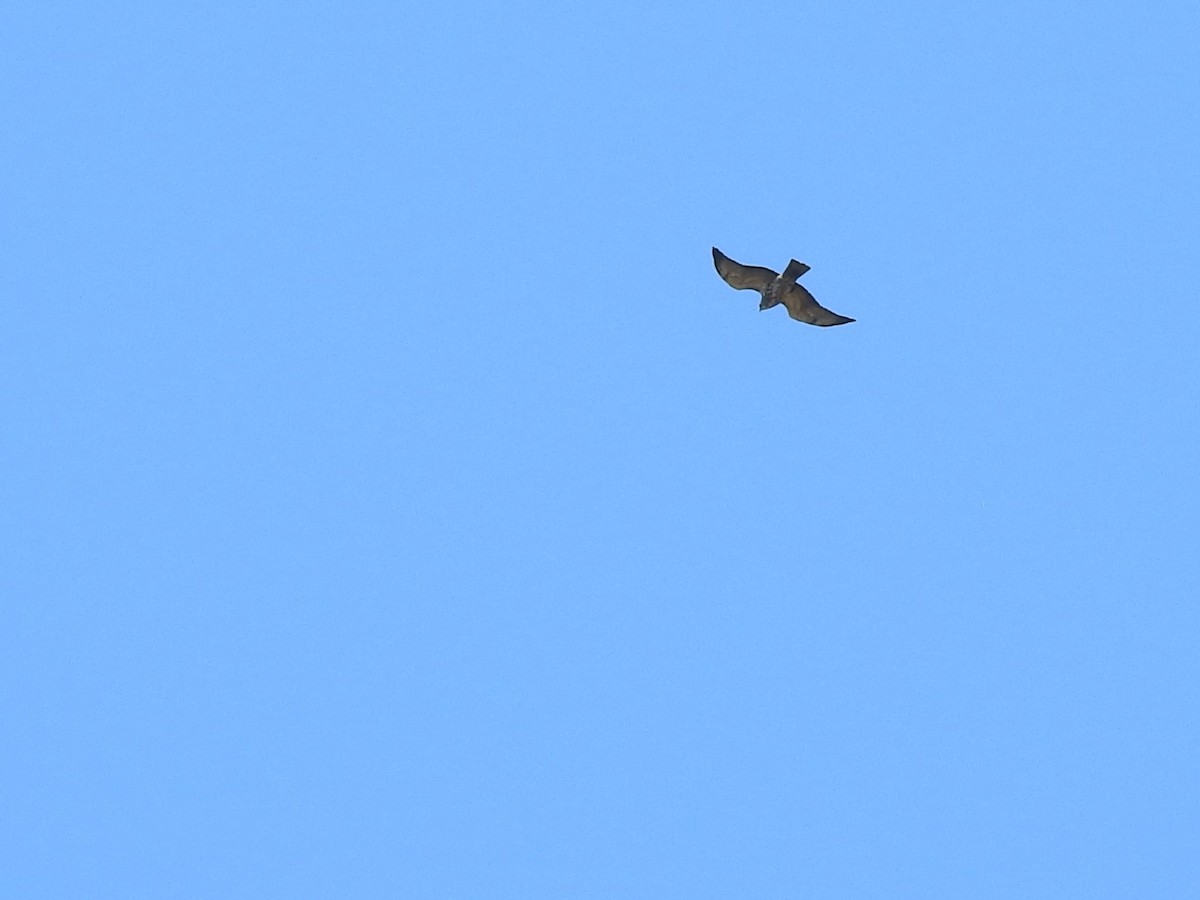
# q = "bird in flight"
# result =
<box><xmin>712</xmin><ymin>247</ymin><xmax>855</xmax><ymax>326</ymax></box>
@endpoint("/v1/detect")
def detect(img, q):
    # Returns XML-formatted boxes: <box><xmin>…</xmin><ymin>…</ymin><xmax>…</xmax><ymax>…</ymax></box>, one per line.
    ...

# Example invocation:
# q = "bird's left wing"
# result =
<box><xmin>712</xmin><ymin>247</ymin><xmax>777</xmax><ymax>292</ymax></box>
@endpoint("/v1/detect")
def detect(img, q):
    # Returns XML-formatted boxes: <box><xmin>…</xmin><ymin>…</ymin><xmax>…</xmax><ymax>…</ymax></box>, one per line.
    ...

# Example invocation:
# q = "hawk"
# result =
<box><xmin>712</xmin><ymin>247</ymin><xmax>855</xmax><ymax>326</ymax></box>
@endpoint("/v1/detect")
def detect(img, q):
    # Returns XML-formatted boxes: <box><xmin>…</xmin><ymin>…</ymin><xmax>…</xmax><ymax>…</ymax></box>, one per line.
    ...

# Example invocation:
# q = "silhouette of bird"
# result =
<box><xmin>712</xmin><ymin>247</ymin><xmax>855</xmax><ymax>326</ymax></box>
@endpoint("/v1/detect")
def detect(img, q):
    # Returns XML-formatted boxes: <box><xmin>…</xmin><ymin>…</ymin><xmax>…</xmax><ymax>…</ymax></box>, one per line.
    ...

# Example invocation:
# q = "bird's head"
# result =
<box><xmin>760</xmin><ymin>278</ymin><xmax>783</xmax><ymax>311</ymax></box>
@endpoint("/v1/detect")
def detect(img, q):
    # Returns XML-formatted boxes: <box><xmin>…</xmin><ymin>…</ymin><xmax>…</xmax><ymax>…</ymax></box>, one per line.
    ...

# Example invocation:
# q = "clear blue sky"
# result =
<box><xmin>5</xmin><ymin>2</ymin><xmax>1199</xmax><ymax>897</ymax></box>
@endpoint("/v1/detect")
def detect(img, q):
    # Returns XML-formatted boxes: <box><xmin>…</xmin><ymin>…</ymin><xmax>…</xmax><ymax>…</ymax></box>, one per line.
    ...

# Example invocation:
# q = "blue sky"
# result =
<box><xmin>4</xmin><ymin>1</ymin><xmax>1199</xmax><ymax>896</ymax></box>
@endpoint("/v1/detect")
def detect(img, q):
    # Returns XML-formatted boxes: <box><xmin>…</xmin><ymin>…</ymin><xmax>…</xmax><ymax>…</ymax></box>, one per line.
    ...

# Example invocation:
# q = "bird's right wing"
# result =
<box><xmin>781</xmin><ymin>283</ymin><xmax>856</xmax><ymax>327</ymax></box>
<box><xmin>712</xmin><ymin>247</ymin><xmax>777</xmax><ymax>292</ymax></box>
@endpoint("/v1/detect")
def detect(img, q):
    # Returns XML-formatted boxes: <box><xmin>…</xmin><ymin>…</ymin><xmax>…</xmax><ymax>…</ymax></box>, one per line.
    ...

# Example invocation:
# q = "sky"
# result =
<box><xmin>4</xmin><ymin>1</ymin><xmax>1200</xmax><ymax>897</ymax></box>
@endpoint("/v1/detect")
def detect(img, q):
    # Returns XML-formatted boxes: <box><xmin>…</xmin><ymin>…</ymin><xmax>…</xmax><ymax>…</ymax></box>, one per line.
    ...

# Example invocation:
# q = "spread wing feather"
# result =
<box><xmin>780</xmin><ymin>282</ymin><xmax>856</xmax><ymax>327</ymax></box>
<box><xmin>712</xmin><ymin>247</ymin><xmax>776</xmax><ymax>293</ymax></box>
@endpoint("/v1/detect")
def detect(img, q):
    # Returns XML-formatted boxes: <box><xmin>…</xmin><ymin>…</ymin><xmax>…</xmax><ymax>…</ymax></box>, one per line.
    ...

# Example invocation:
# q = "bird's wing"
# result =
<box><xmin>780</xmin><ymin>282</ymin><xmax>856</xmax><ymax>327</ymax></box>
<box><xmin>712</xmin><ymin>247</ymin><xmax>777</xmax><ymax>292</ymax></box>
<box><xmin>781</xmin><ymin>259</ymin><xmax>811</xmax><ymax>282</ymax></box>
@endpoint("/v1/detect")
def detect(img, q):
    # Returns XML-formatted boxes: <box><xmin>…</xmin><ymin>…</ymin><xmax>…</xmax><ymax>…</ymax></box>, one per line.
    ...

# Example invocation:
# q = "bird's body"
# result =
<box><xmin>712</xmin><ymin>247</ymin><xmax>855</xmax><ymax>327</ymax></box>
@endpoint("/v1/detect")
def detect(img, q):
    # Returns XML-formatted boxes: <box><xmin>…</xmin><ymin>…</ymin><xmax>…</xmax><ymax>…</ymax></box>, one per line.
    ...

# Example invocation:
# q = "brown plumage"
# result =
<box><xmin>712</xmin><ymin>247</ymin><xmax>855</xmax><ymax>327</ymax></box>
